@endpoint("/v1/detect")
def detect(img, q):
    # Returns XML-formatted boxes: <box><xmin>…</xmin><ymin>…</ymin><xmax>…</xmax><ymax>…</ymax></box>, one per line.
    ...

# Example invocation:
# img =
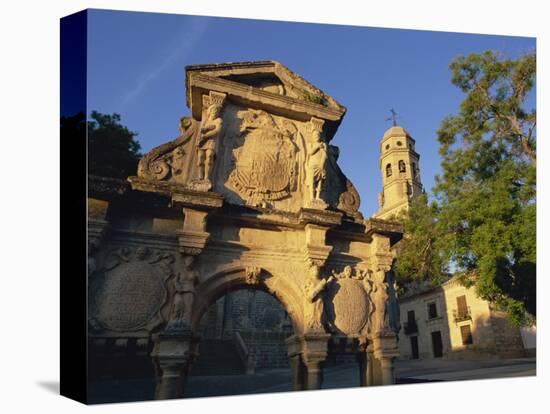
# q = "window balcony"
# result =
<box><xmin>453</xmin><ymin>306</ymin><xmax>472</xmax><ymax>323</ymax></box>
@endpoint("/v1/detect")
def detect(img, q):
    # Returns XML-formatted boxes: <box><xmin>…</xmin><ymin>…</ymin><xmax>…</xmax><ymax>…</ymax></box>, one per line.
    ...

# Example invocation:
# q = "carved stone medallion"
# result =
<box><xmin>327</xmin><ymin>278</ymin><xmax>369</xmax><ymax>335</ymax></box>
<box><xmin>93</xmin><ymin>248</ymin><xmax>173</xmax><ymax>332</ymax></box>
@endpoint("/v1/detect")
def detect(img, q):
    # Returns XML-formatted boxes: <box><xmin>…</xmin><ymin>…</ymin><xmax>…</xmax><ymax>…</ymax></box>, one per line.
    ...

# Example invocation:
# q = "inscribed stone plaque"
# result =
<box><xmin>329</xmin><ymin>278</ymin><xmax>369</xmax><ymax>335</ymax></box>
<box><xmin>95</xmin><ymin>261</ymin><xmax>166</xmax><ymax>331</ymax></box>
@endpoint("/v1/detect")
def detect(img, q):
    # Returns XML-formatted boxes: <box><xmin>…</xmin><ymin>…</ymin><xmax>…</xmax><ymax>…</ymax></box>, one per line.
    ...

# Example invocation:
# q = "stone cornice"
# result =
<box><xmin>185</xmin><ymin>60</ymin><xmax>345</xmax><ymax>111</ymax></box>
<box><xmin>107</xmin><ymin>229</ymin><xmax>178</xmax><ymax>250</ymax></box>
<box><xmin>127</xmin><ymin>176</ymin><xmax>224</xmax><ymax>210</ymax></box>
<box><xmin>88</xmin><ymin>175</ymin><xmax>130</xmax><ymax>199</ymax></box>
<box><xmin>364</xmin><ymin>218</ymin><xmax>403</xmax><ymax>246</ymax></box>
<box><xmin>378</xmin><ymin>148</ymin><xmax>421</xmax><ymax>165</ymax></box>
<box><xmin>187</xmin><ymin>73</ymin><xmax>345</xmax><ymax>140</ymax></box>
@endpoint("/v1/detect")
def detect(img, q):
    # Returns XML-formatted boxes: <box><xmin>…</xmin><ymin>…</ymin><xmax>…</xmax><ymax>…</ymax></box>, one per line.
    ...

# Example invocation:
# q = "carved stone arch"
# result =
<box><xmin>191</xmin><ymin>265</ymin><xmax>304</xmax><ymax>334</ymax></box>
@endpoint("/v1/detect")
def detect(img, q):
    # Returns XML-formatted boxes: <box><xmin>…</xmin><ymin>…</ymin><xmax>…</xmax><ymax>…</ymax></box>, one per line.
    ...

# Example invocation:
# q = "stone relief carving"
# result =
<box><xmin>305</xmin><ymin>118</ymin><xmax>329</xmax><ymax>209</ymax></box>
<box><xmin>245</xmin><ymin>266</ymin><xmax>263</xmax><ymax>285</ymax></box>
<box><xmin>137</xmin><ymin>117</ymin><xmax>196</xmax><ymax>183</ymax></box>
<box><xmin>303</xmin><ymin>264</ymin><xmax>334</xmax><ymax>332</ymax></box>
<box><xmin>193</xmin><ymin>92</ymin><xmax>226</xmax><ymax>188</ymax></box>
<box><xmin>165</xmin><ymin>255</ymin><xmax>199</xmax><ymax>332</ymax></box>
<box><xmin>226</xmin><ymin>109</ymin><xmax>299</xmax><ymax>207</ymax></box>
<box><xmin>90</xmin><ymin>246</ymin><xmax>175</xmax><ymax>333</ymax></box>
<box><xmin>364</xmin><ymin>270</ymin><xmax>401</xmax><ymax>337</ymax></box>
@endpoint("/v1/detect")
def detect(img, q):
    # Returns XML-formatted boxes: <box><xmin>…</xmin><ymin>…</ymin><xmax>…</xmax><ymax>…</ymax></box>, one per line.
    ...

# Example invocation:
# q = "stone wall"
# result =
<box><xmin>398</xmin><ymin>277</ymin><xmax>531</xmax><ymax>360</ymax></box>
<box><xmin>241</xmin><ymin>331</ymin><xmax>291</xmax><ymax>368</ymax></box>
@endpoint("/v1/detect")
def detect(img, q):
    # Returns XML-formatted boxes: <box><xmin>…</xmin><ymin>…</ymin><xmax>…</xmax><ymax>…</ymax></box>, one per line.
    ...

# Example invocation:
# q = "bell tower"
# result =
<box><xmin>374</xmin><ymin>126</ymin><xmax>422</xmax><ymax>219</ymax></box>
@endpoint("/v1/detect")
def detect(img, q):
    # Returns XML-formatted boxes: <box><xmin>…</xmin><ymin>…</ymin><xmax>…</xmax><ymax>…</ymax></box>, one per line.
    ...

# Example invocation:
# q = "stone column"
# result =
<box><xmin>365</xmin><ymin>343</ymin><xmax>382</xmax><ymax>386</ymax></box>
<box><xmin>288</xmin><ymin>354</ymin><xmax>305</xmax><ymax>390</ymax></box>
<box><xmin>301</xmin><ymin>332</ymin><xmax>330</xmax><ymax>391</ymax></box>
<box><xmin>372</xmin><ymin>334</ymin><xmax>399</xmax><ymax>386</ymax></box>
<box><xmin>152</xmin><ymin>330</ymin><xmax>196</xmax><ymax>400</ymax></box>
<box><xmin>379</xmin><ymin>356</ymin><xmax>396</xmax><ymax>385</ymax></box>
<box><xmin>303</xmin><ymin>358</ymin><xmax>323</xmax><ymax>390</ymax></box>
<box><xmin>155</xmin><ymin>357</ymin><xmax>188</xmax><ymax>400</ymax></box>
<box><xmin>286</xmin><ymin>335</ymin><xmax>305</xmax><ymax>391</ymax></box>
<box><xmin>357</xmin><ymin>338</ymin><xmax>369</xmax><ymax>386</ymax></box>
<box><xmin>371</xmin><ymin>354</ymin><xmax>382</xmax><ymax>385</ymax></box>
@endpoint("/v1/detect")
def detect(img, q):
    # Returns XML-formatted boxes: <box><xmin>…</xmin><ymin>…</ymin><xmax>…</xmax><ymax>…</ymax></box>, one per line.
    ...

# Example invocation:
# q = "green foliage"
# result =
<box><xmin>303</xmin><ymin>90</ymin><xmax>327</xmax><ymax>106</ymax></box>
<box><xmin>393</xmin><ymin>193</ymin><xmax>447</xmax><ymax>287</ymax></box>
<box><xmin>87</xmin><ymin>111</ymin><xmax>142</xmax><ymax>179</ymax></box>
<box><xmin>434</xmin><ymin>51</ymin><xmax>536</xmax><ymax>326</ymax></box>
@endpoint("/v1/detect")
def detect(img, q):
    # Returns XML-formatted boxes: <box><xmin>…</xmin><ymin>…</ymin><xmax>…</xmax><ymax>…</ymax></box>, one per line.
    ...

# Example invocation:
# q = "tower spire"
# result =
<box><xmin>374</xmin><ymin>124</ymin><xmax>423</xmax><ymax>219</ymax></box>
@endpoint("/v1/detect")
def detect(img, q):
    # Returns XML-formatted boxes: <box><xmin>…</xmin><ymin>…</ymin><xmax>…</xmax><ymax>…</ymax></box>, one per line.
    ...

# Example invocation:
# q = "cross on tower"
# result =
<box><xmin>385</xmin><ymin>108</ymin><xmax>398</xmax><ymax>127</ymax></box>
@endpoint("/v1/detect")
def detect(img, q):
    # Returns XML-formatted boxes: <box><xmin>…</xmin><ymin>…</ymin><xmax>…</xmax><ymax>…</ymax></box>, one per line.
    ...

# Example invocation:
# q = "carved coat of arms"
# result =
<box><xmin>228</xmin><ymin>110</ymin><xmax>299</xmax><ymax>205</ymax></box>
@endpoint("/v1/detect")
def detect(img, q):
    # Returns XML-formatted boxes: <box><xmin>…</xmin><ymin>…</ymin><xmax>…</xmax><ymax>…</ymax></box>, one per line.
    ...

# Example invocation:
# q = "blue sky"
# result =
<box><xmin>87</xmin><ymin>9</ymin><xmax>535</xmax><ymax>218</ymax></box>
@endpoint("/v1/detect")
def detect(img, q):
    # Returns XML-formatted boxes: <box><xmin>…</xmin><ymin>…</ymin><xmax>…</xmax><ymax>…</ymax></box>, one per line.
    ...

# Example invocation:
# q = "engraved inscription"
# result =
<box><xmin>95</xmin><ymin>261</ymin><xmax>166</xmax><ymax>331</ymax></box>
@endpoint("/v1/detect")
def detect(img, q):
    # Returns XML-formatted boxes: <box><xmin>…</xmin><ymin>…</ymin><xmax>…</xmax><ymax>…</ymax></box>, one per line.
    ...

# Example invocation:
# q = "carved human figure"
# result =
<box><xmin>303</xmin><ymin>264</ymin><xmax>334</xmax><ymax>331</ymax></box>
<box><xmin>135</xmin><ymin>246</ymin><xmax>150</xmax><ymax>260</ymax></box>
<box><xmin>368</xmin><ymin>270</ymin><xmax>400</xmax><ymax>336</ymax></box>
<box><xmin>332</xmin><ymin>265</ymin><xmax>353</xmax><ymax>280</ymax></box>
<box><xmin>306</xmin><ymin>127</ymin><xmax>329</xmax><ymax>202</ymax></box>
<box><xmin>169</xmin><ymin>256</ymin><xmax>199</xmax><ymax>328</ymax></box>
<box><xmin>197</xmin><ymin>104</ymin><xmax>223</xmax><ymax>182</ymax></box>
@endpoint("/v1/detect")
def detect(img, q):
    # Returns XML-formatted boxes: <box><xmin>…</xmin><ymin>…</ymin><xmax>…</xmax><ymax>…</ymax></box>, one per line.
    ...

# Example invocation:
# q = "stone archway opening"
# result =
<box><xmin>185</xmin><ymin>285</ymin><xmax>296</xmax><ymax>397</ymax></box>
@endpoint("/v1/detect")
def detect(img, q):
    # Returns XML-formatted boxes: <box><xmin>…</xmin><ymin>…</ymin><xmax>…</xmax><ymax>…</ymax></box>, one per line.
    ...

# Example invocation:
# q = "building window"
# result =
<box><xmin>385</xmin><ymin>144</ymin><xmax>390</xmax><ymax>150</ymax></box>
<box><xmin>404</xmin><ymin>310</ymin><xmax>418</xmax><ymax>335</ymax></box>
<box><xmin>453</xmin><ymin>295</ymin><xmax>471</xmax><ymax>323</ymax></box>
<box><xmin>397</xmin><ymin>140</ymin><xmax>402</xmax><ymax>146</ymax></box>
<box><xmin>460</xmin><ymin>324</ymin><xmax>473</xmax><ymax>345</ymax></box>
<box><xmin>386</xmin><ymin>163</ymin><xmax>392</xmax><ymax>177</ymax></box>
<box><xmin>427</xmin><ymin>302</ymin><xmax>438</xmax><ymax>319</ymax></box>
<box><xmin>410</xmin><ymin>336</ymin><xmax>419</xmax><ymax>359</ymax></box>
<box><xmin>407</xmin><ymin>310</ymin><xmax>416</xmax><ymax>324</ymax></box>
<box><xmin>412</xmin><ymin>162</ymin><xmax>418</xmax><ymax>180</ymax></box>
<box><xmin>398</xmin><ymin>160</ymin><xmax>406</xmax><ymax>173</ymax></box>
<box><xmin>431</xmin><ymin>331</ymin><xmax>443</xmax><ymax>358</ymax></box>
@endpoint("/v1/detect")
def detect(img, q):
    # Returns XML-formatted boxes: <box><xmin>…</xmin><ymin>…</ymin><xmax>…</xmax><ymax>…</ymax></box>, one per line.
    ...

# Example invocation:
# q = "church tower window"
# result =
<box><xmin>398</xmin><ymin>160</ymin><xmax>406</xmax><ymax>173</ymax></box>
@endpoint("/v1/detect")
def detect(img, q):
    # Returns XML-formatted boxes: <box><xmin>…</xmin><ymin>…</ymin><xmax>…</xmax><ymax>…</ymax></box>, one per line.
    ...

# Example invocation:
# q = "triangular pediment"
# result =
<box><xmin>185</xmin><ymin>60</ymin><xmax>345</xmax><ymax>112</ymax></box>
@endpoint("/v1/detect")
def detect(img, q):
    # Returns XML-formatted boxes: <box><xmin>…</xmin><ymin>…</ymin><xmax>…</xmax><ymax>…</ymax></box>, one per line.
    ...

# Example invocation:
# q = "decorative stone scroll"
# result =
<box><xmin>137</xmin><ymin>117</ymin><xmax>197</xmax><ymax>183</ymax></box>
<box><xmin>91</xmin><ymin>246</ymin><xmax>174</xmax><ymax>332</ymax></box>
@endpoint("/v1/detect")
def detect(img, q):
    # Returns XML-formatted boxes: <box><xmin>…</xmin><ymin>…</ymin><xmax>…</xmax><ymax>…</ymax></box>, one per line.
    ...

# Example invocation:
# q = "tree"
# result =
<box><xmin>87</xmin><ymin>111</ymin><xmax>141</xmax><ymax>179</ymax></box>
<box><xmin>393</xmin><ymin>193</ymin><xmax>448</xmax><ymax>288</ymax></box>
<box><xmin>434</xmin><ymin>50</ymin><xmax>536</xmax><ymax>325</ymax></box>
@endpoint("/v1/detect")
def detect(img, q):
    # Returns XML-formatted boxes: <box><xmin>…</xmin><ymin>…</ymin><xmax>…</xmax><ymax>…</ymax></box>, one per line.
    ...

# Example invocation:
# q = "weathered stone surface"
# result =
<box><xmin>90</xmin><ymin>247</ymin><xmax>174</xmax><ymax>333</ymax></box>
<box><xmin>89</xmin><ymin>60</ymin><xmax>404</xmax><ymax>397</ymax></box>
<box><xmin>328</xmin><ymin>278</ymin><xmax>369</xmax><ymax>335</ymax></box>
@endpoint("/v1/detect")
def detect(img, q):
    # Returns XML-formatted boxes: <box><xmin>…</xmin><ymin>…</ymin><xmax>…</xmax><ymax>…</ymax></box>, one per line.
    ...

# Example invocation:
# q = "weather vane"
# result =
<box><xmin>386</xmin><ymin>108</ymin><xmax>398</xmax><ymax>127</ymax></box>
